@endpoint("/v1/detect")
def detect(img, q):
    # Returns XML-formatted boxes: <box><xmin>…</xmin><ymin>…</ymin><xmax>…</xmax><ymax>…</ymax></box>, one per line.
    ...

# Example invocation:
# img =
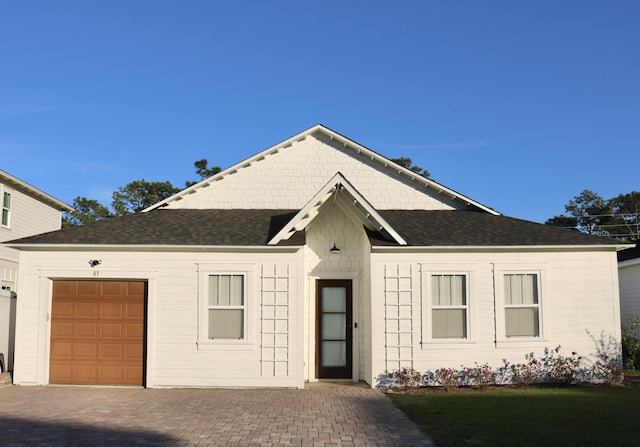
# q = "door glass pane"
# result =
<box><xmin>322</xmin><ymin>314</ymin><xmax>346</xmax><ymax>339</ymax></box>
<box><xmin>322</xmin><ymin>341</ymin><xmax>346</xmax><ymax>367</ymax></box>
<box><xmin>322</xmin><ymin>287</ymin><xmax>346</xmax><ymax>312</ymax></box>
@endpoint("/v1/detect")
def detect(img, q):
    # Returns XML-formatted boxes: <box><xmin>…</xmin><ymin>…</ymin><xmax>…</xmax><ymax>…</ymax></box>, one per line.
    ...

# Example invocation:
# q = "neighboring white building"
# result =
<box><xmin>5</xmin><ymin>125</ymin><xmax>630</xmax><ymax>388</ymax></box>
<box><xmin>619</xmin><ymin>245</ymin><xmax>640</xmax><ymax>334</ymax></box>
<box><xmin>0</xmin><ymin>170</ymin><xmax>72</xmax><ymax>372</ymax></box>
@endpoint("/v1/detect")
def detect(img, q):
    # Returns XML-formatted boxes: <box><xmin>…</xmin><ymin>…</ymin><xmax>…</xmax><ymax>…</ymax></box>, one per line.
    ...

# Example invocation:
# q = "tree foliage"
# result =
<box><xmin>186</xmin><ymin>158</ymin><xmax>221</xmax><ymax>187</ymax></box>
<box><xmin>112</xmin><ymin>179</ymin><xmax>180</xmax><ymax>215</ymax></box>
<box><xmin>63</xmin><ymin>197</ymin><xmax>112</xmax><ymax>227</ymax></box>
<box><xmin>546</xmin><ymin>189</ymin><xmax>640</xmax><ymax>241</ymax></box>
<box><xmin>390</xmin><ymin>157</ymin><xmax>430</xmax><ymax>178</ymax></box>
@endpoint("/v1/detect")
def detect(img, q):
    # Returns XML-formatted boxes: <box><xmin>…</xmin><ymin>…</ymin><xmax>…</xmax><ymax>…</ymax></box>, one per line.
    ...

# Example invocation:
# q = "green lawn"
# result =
<box><xmin>389</xmin><ymin>386</ymin><xmax>640</xmax><ymax>447</ymax></box>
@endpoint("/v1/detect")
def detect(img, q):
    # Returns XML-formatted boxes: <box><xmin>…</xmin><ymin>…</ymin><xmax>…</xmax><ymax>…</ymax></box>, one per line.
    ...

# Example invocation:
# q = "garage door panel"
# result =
<box><xmin>101</xmin><ymin>344</ymin><xmax>123</xmax><ymax>359</ymax></box>
<box><xmin>76</xmin><ymin>302</ymin><xmax>99</xmax><ymax>318</ymax></box>
<box><xmin>101</xmin><ymin>323</ymin><xmax>123</xmax><ymax>338</ymax></box>
<box><xmin>126</xmin><ymin>302</ymin><xmax>144</xmax><ymax>319</ymax></box>
<box><xmin>75</xmin><ymin>343</ymin><xmax>98</xmax><ymax>359</ymax></box>
<box><xmin>51</xmin><ymin>342</ymin><xmax>72</xmax><ymax>359</ymax></box>
<box><xmin>126</xmin><ymin>323</ymin><xmax>144</xmax><ymax>338</ymax></box>
<box><xmin>51</xmin><ymin>321</ymin><xmax>73</xmax><ymax>337</ymax></box>
<box><xmin>102</xmin><ymin>302</ymin><xmax>124</xmax><ymax>318</ymax></box>
<box><xmin>50</xmin><ymin>280</ymin><xmax>145</xmax><ymax>386</ymax></box>
<box><xmin>102</xmin><ymin>282</ymin><xmax>125</xmax><ymax>296</ymax></box>
<box><xmin>52</xmin><ymin>301</ymin><xmax>74</xmax><ymax>317</ymax></box>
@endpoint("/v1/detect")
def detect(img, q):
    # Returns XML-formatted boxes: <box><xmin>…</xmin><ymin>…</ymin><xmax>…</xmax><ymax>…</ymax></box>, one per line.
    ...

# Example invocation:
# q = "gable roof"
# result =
<box><xmin>144</xmin><ymin>124</ymin><xmax>499</xmax><ymax>215</ymax></box>
<box><xmin>0</xmin><ymin>170</ymin><xmax>72</xmax><ymax>212</ymax></box>
<box><xmin>5</xmin><ymin>209</ymin><xmax>623</xmax><ymax>250</ymax></box>
<box><xmin>268</xmin><ymin>172</ymin><xmax>406</xmax><ymax>245</ymax></box>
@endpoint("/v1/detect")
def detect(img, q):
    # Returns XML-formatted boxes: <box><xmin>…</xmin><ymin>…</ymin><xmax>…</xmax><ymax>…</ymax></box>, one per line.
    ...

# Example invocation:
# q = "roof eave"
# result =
<box><xmin>6</xmin><ymin>243</ymin><xmax>304</xmax><ymax>253</ymax></box>
<box><xmin>0</xmin><ymin>169</ymin><xmax>73</xmax><ymax>212</ymax></box>
<box><xmin>372</xmin><ymin>244</ymin><xmax>628</xmax><ymax>253</ymax></box>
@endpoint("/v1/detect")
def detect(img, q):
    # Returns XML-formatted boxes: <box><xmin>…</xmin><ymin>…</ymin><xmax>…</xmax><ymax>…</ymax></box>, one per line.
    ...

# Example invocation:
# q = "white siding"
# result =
<box><xmin>619</xmin><ymin>261</ymin><xmax>640</xmax><ymax>334</ymax></box>
<box><xmin>165</xmin><ymin>135</ymin><xmax>459</xmax><ymax>211</ymax></box>
<box><xmin>13</xmin><ymin>250</ymin><xmax>304</xmax><ymax>388</ymax></box>
<box><xmin>368</xmin><ymin>250</ymin><xmax>621</xmax><ymax>385</ymax></box>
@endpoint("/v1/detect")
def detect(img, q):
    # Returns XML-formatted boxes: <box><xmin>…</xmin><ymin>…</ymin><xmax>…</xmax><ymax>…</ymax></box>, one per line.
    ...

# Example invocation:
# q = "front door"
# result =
<box><xmin>316</xmin><ymin>279</ymin><xmax>352</xmax><ymax>379</ymax></box>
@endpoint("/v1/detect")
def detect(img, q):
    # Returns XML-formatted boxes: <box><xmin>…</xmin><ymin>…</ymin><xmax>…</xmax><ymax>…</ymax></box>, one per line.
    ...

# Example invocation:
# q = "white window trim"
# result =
<box><xmin>494</xmin><ymin>264</ymin><xmax>548</xmax><ymax>346</ymax></box>
<box><xmin>420</xmin><ymin>264</ymin><xmax>475</xmax><ymax>347</ymax></box>
<box><xmin>197</xmin><ymin>263</ymin><xmax>255</xmax><ymax>350</ymax></box>
<box><xmin>1</xmin><ymin>187</ymin><xmax>12</xmax><ymax>229</ymax></box>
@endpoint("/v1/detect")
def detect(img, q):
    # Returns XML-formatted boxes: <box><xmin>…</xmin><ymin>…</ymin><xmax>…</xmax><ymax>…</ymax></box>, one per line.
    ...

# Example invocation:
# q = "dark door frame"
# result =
<box><xmin>315</xmin><ymin>279</ymin><xmax>353</xmax><ymax>379</ymax></box>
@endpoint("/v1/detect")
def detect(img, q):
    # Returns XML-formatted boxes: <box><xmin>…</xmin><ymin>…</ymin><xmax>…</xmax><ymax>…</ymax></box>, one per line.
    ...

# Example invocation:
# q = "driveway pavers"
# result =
<box><xmin>0</xmin><ymin>383</ymin><xmax>434</xmax><ymax>446</ymax></box>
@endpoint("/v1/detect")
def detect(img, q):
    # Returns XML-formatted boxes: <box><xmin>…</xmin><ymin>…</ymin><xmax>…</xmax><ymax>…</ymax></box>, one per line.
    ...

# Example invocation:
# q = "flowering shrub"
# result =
<box><xmin>464</xmin><ymin>363</ymin><xmax>496</xmax><ymax>387</ymax></box>
<box><xmin>435</xmin><ymin>367</ymin><xmax>460</xmax><ymax>391</ymax></box>
<box><xmin>390</xmin><ymin>366</ymin><xmax>422</xmax><ymax>388</ymax></box>
<box><xmin>509</xmin><ymin>353</ymin><xmax>539</xmax><ymax>386</ymax></box>
<box><xmin>541</xmin><ymin>346</ymin><xmax>584</xmax><ymax>384</ymax></box>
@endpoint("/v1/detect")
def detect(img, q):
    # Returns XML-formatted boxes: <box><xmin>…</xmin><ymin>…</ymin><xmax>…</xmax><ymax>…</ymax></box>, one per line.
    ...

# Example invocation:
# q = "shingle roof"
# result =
<box><xmin>5</xmin><ymin>209</ymin><xmax>620</xmax><ymax>248</ymax></box>
<box><xmin>374</xmin><ymin>210</ymin><xmax>621</xmax><ymax>246</ymax></box>
<box><xmin>6</xmin><ymin>209</ymin><xmax>304</xmax><ymax>246</ymax></box>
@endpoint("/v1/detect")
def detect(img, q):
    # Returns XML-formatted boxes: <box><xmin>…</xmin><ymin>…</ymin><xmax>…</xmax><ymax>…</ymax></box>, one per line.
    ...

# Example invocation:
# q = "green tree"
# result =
<box><xmin>390</xmin><ymin>157</ymin><xmax>430</xmax><ymax>177</ymax></box>
<box><xmin>63</xmin><ymin>197</ymin><xmax>112</xmax><ymax>227</ymax></box>
<box><xmin>186</xmin><ymin>158</ymin><xmax>222</xmax><ymax>187</ymax></box>
<box><xmin>607</xmin><ymin>191</ymin><xmax>640</xmax><ymax>242</ymax></box>
<box><xmin>112</xmin><ymin>179</ymin><xmax>179</xmax><ymax>215</ymax></box>
<box><xmin>546</xmin><ymin>190</ymin><xmax>639</xmax><ymax>241</ymax></box>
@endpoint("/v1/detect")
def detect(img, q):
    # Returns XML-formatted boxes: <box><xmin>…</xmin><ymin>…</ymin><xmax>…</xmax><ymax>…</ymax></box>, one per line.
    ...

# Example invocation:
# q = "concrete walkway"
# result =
<box><xmin>0</xmin><ymin>384</ymin><xmax>434</xmax><ymax>446</ymax></box>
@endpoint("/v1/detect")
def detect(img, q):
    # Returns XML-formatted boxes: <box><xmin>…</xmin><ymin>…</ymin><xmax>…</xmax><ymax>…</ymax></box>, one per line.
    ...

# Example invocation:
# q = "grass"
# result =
<box><xmin>389</xmin><ymin>386</ymin><xmax>640</xmax><ymax>447</ymax></box>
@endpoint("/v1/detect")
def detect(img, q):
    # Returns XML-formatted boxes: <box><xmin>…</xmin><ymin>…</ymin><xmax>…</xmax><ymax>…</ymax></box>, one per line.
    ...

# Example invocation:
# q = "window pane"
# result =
<box><xmin>432</xmin><ymin>275</ymin><xmax>466</xmax><ymax>306</ymax></box>
<box><xmin>1</xmin><ymin>209</ymin><xmax>8</xmax><ymax>226</ymax></box>
<box><xmin>208</xmin><ymin>276</ymin><xmax>218</xmax><ymax>306</ymax></box>
<box><xmin>433</xmin><ymin>309</ymin><xmax>467</xmax><ymax>338</ymax></box>
<box><xmin>506</xmin><ymin>308</ymin><xmax>539</xmax><ymax>337</ymax></box>
<box><xmin>230</xmin><ymin>275</ymin><xmax>243</xmax><ymax>306</ymax></box>
<box><xmin>209</xmin><ymin>309</ymin><xmax>243</xmax><ymax>339</ymax></box>
<box><xmin>321</xmin><ymin>341</ymin><xmax>346</xmax><ymax>367</ymax></box>
<box><xmin>505</xmin><ymin>274</ymin><xmax>538</xmax><ymax>305</ymax></box>
<box><xmin>322</xmin><ymin>287</ymin><xmax>346</xmax><ymax>312</ymax></box>
<box><xmin>2</xmin><ymin>192</ymin><xmax>10</xmax><ymax>209</ymax></box>
<box><xmin>322</xmin><ymin>314</ymin><xmax>346</xmax><ymax>339</ymax></box>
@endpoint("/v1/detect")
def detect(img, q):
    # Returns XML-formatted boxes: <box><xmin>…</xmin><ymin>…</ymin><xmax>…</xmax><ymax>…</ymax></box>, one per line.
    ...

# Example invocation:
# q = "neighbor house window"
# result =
<box><xmin>504</xmin><ymin>273</ymin><xmax>540</xmax><ymax>337</ymax></box>
<box><xmin>431</xmin><ymin>274</ymin><xmax>468</xmax><ymax>339</ymax></box>
<box><xmin>207</xmin><ymin>274</ymin><xmax>245</xmax><ymax>339</ymax></box>
<box><xmin>1</xmin><ymin>191</ymin><xmax>11</xmax><ymax>227</ymax></box>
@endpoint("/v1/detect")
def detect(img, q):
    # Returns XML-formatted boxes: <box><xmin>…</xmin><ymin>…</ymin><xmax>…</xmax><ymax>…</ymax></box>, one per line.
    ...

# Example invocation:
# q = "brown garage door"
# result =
<box><xmin>50</xmin><ymin>280</ymin><xmax>145</xmax><ymax>385</ymax></box>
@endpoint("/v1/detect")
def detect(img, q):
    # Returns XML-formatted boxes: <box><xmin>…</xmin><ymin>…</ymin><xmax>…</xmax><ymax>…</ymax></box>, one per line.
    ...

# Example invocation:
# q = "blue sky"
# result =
<box><xmin>1</xmin><ymin>1</ymin><xmax>638</xmax><ymax>223</ymax></box>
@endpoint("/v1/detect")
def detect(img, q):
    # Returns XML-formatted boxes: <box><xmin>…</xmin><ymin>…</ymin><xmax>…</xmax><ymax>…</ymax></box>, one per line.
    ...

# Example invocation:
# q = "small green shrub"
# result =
<box><xmin>622</xmin><ymin>313</ymin><xmax>640</xmax><ymax>370</ymax></box>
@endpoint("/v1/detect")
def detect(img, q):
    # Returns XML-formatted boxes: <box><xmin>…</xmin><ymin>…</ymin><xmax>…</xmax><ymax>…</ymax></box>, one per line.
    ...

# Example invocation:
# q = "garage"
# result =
<box><xmin>49</xmin><ymin>280</ymin><xmax>145</xmax><ymax>385</ymax></box>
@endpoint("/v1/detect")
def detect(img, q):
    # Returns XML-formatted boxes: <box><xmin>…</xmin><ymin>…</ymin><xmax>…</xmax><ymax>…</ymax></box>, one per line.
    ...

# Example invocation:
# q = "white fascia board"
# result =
<box><xmin>268</xmin><ymin>172</ymin><xmax>407</xmax><ymax>245</ymax></box>
<box><xmin>0</xmin><ymin>169</ymin><xmax>73</xmax><ymax>212</ymax></box>
<box><xmin>6</xmin><ymin>244</ymin><xmax>303</xmax><ymax>253</ymax></box>
<box><xmin>372</xmin><ymin>244</ymin><xmax>627</xmax><ymax>254</ymax></box>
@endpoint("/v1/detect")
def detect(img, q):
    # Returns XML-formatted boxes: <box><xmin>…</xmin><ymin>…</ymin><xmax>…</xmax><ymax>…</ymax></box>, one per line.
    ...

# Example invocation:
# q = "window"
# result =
<box><xmin>431</xmin><ymin>274</ymin><xmax>468</xmax><ymax>339</ymax></box>
<box><xmin>504</xmin><ymin>273</ymin><xmax>540</xmax><ymax>337</ymax></box>
<box><xmin>207</xmin><ymin>274</ymin><xmax>245</xmax><ymax>339</ymax></box>
<box><xmin>2</xmin><ymin>191</ymin><xmax>11</xmax><ymax>227</ymax></box>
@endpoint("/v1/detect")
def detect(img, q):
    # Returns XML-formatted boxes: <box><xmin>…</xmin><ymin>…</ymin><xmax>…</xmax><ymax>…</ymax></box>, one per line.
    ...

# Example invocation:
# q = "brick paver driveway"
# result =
<box><xmin>0</xmin><ymin>383</ymin><xmax>434</xmax><ymax>446</ymax></box>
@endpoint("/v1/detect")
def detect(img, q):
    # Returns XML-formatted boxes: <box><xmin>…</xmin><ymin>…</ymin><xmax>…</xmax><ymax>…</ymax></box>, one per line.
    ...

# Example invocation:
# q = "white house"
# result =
<box><xmin>5</xmin><ymin>125</ymin><xmax>629</xmax><ymax>388</ymax></box>
<box><xmin>619</xmin><ymin>245</ymin><xmax>640</xmax><ymax>333</ymax></box>
<box><xmin>0</xmin><ymin>170</ymin><xmax>72</xmax><ymax>373</ymax></box>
